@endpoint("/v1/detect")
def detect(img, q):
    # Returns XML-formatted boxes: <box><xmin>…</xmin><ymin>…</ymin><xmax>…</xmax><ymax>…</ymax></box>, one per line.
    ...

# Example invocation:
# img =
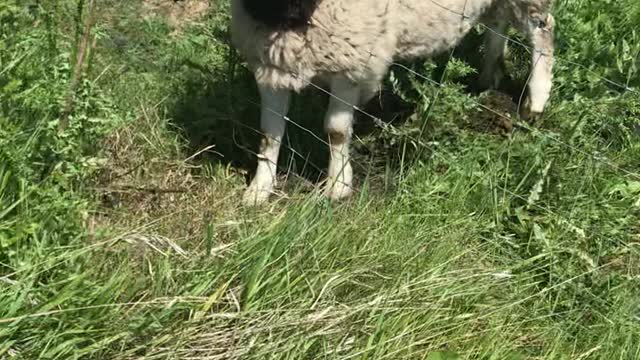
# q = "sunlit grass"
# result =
<box><xmin>1</xmin><ymin>0</ymin><xmax>639</xmax><ymax>358</ymax></box>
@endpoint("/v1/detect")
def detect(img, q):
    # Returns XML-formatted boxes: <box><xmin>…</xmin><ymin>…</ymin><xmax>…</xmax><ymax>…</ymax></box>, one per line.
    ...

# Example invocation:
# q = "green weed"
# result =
<box><xmin>1</xmin><ymin>0</ymin><xmax>639</xmax><ymax>358</ymax></box>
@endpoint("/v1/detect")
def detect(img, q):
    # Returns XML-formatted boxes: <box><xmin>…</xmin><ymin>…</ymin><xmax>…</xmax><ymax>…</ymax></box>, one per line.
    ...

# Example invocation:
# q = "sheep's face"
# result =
<box><xmin>242</xmin><ymin>0</ymin><xmax>320</xmax><ymax>30</ymax></box>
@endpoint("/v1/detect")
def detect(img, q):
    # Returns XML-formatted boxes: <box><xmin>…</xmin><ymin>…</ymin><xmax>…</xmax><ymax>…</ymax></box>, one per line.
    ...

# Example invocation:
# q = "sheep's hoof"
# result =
<box><xmin>325</xmin><ymin>181</ymin><xmax>353</xmax><ymax>201</ymax></box>
<box><xmin>242</xmin><ymin>184</ymin><xmax>272</xmax><ymax>206</ymax></box>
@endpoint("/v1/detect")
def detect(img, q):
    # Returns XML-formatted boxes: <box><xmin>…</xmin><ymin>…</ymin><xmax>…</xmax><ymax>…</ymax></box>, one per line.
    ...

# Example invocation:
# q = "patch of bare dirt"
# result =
<box><xmin>474</xmin><ymin>90</ymin><xmax>516</xmax><ymax>136</ymax></box>
<box><xmin>142</xmin><ymin>0</ymin><xmax>211</xmax><ymax>30</ymax></box>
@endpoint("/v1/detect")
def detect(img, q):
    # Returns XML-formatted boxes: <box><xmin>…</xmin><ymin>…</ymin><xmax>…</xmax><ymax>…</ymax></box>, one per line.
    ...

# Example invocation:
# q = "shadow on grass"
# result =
<box><xmin>168</xmin><ymin>60</ymin><xmax>415</xmax><ymax>189</ymax></box>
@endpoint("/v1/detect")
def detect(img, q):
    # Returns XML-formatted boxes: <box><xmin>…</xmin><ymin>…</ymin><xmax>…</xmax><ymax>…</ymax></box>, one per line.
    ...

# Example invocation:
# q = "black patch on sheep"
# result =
<box><xmin>242</xmin><ymin>0</ymin><xmax>321</xmax><ymax>30</ymax></box>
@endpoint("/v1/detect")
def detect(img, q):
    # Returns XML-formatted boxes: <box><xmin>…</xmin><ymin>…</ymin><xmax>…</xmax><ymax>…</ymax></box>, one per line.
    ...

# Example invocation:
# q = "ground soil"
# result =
<box><xmin>142</xmin><ymin>0</ymin><xmax>211</xmax><ymax>29</ymax></box>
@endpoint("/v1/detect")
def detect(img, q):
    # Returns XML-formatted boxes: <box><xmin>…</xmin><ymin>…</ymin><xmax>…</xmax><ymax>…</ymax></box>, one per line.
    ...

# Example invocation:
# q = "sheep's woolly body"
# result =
<box><xmin>231</xmin><ymin>0</ymin><xmax>550</xmax><ymax>94</ymax></box>
<box><xmin>232</xmin><ymin>0</ymin><xmax>555</xmax><ymax>205</ymax></box>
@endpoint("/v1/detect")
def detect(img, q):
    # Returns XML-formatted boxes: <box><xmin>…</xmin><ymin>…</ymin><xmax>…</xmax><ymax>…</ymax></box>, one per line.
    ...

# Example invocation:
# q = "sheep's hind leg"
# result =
<box><xmin>242</xmin><ymin>85</ymin><xmax>291</xmax><ymax>206</ymax></box>
<box><xmin>477</xmin><ymin>20</ymin><xmax>509</xmax><ymax>91</ymax></box>
<box><xmin>521</xmin><ymin>13</ymin><xmax>555</xmax><ymax>122</ymax></box>
<box><xmin>324</xmin><ymin>77</ymin><xmax>360</xmax><ymax>201</ymax></box>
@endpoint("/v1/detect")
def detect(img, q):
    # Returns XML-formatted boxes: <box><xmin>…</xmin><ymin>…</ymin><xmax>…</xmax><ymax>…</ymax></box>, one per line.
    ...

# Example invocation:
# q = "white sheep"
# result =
<box><xmin>231</xmin><ymin>0</ymin><xmax>555</xmax><ymax>205</ymax></box>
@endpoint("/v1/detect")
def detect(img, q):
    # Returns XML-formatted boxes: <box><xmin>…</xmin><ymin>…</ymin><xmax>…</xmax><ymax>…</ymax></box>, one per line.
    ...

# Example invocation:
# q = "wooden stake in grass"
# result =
<box><xmin>59</xmin><ymin>0</ymin><xmax>97</xmax><ymax>132</ymax></box>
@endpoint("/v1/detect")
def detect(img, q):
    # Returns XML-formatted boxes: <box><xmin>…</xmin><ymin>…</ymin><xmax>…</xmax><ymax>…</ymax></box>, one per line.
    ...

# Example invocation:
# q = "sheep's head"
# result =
<box><xmin>242</xmin><ymin>0</ymin><xmax>321</xmax><ymax>30</ymax></box>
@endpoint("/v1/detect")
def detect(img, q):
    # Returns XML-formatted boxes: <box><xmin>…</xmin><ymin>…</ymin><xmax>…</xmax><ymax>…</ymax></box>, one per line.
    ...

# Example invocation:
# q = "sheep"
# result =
<box><xmin>230</xmin><ymin>0</ymin><xmax>555</xmax><ymax>205</ymax></box>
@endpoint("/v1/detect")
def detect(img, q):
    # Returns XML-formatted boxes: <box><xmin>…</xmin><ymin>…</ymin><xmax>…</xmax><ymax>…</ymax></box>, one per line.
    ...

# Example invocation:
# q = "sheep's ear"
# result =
<box><xmin>242</xmin><ymin>0</ymin><xmax>320</xmax><ymax>30</ymax></box>
<box><xmin>288</xmin><ymin>0</ymin><xmax>321</xmax><ymax>27</ymax></box>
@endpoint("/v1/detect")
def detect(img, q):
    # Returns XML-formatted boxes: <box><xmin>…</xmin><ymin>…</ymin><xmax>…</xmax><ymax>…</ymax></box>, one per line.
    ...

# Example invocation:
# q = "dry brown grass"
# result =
<box><xmin>93</xmin><ymin>99</ymin><xmax>247</xmax><ymax>255</ymax></box>
<box><xmin>142</xmin><ymin>0</ymin><xmax>212</xmax><ymax>32</ymax></box>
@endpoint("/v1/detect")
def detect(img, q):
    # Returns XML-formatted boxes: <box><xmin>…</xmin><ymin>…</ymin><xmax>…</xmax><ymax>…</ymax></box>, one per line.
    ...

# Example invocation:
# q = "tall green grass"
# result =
<box><xmin>1</xmin><ymin>0</ymin><xmax>639</xmax><ymax>358</ymax></box>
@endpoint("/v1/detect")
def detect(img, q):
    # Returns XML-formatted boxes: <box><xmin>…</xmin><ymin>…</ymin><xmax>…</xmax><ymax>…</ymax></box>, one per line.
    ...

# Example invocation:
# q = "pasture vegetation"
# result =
<box><xmin>1</xmin><ymin>0</ymin><xmax>639</xmax><ymax>358</ymax></box>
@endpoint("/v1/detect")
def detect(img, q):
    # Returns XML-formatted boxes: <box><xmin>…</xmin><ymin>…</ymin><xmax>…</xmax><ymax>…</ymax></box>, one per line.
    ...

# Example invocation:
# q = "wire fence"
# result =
<box><xmin>201</xmin><ymin>0</ymin><xmax>639</xmax><ymax>205</ymax></box>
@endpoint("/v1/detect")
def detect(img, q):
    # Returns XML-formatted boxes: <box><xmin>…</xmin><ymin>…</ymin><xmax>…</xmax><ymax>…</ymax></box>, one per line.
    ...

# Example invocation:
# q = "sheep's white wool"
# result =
<box><xmin>231</xmin><ymin>0</ymin><xmax>552</xmax><ymax>94</ymax></box>
<box><xmin>231</xmin><ymin>0</ymin><xmax>555</xmax><ymax>205</ymax></box>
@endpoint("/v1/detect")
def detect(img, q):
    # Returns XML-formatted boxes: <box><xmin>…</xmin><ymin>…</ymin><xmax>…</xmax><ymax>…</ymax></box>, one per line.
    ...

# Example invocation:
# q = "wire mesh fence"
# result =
<box><xmin>197</xmin><ymin>0</ymin><xmax>639</xmax><ymax>205</ymax></box>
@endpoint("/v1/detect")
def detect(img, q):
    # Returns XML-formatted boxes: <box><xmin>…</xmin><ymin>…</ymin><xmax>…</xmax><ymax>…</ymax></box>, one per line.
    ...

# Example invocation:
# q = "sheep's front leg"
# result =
<box><xmin>242</xmin><ymin>85</ymin><xmax>291</xmax><ymax>206</ymax></box>
<box><xmin>324</xmin><ymin>77</ymin><xmax>360</xmax><ymax>200</ymax></box>
<box><xmin>522</xmin><ymin>13</ymin><xmax>555</xmax><ymax>121</ymax></box>
<box><xmin>478</xmin><ymin>20</ymin><xmax>508</xmax><ymax>91</ymax></box>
